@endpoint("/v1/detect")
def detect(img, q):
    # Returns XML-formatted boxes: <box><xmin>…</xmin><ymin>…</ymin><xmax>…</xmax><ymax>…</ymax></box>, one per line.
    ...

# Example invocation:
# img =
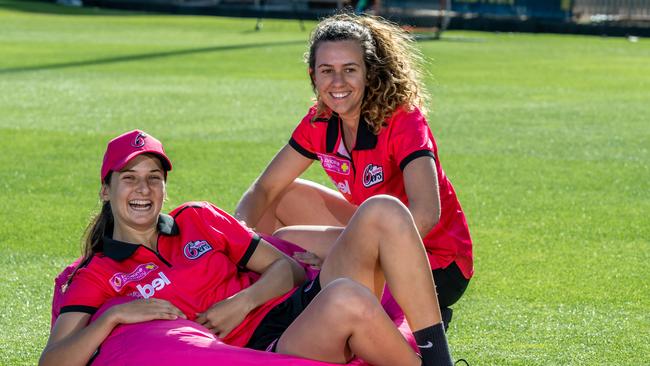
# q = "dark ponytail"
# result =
<box><xmin>82</xmin><ymin>200</ymin><xmax>114</xmax><ymax>257</ymax></box>
<box><xmin>65</xmin><ymin>183</ymin><xmax>115</xmax><ymax>287</ymax></box>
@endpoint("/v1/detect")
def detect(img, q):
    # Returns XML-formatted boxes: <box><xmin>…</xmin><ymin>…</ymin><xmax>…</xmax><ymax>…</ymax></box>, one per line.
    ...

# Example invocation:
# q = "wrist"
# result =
<box><xmin>99</xmin><ymin>307</ymin><xmax>122</xmax><ymax>328</ymax></box>
<box><xmin>235</xmin><ymin>289</ymin><xmax>259</xmax><ymax>313</ymax></box>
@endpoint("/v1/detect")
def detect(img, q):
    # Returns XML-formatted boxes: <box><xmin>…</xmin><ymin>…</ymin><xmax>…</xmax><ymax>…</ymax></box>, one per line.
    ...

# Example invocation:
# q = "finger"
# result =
<box><xmin>166</xmin><ymin>305</ymin><xmax>187</xmax><ymax>319</ymax></box>
<box><xmin>293</xmin><ymin>252</ymin><xmax>312</xmax><ymax>259</ymax></box>
<box><xmin>195</xmin><ymin>313</ymin><xmax>207</xmax><ymax>324</ymax></box>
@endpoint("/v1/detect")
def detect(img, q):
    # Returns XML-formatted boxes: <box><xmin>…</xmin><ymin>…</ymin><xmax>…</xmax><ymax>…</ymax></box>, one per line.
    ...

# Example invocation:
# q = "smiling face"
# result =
<box><xmin>101</xmin><ymin>154</ymin><xmax>166</xmax><ymax>239</ymax></box>
<box><xmin>311</xmin><ymin>40</ymin><xmax>367</xmax><ymax>124</ymax></box>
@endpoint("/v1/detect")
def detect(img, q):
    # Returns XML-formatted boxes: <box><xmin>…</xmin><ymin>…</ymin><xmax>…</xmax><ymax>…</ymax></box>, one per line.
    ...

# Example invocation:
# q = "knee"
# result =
<box><xmin>356</xmin><ymin>195</ymin><xmax>412</xmax><ymax>229</ymax></box>
<box><xmin>272</xmin><ymin>227</ymin><xmax>292</xmax><ymax>241</ymax></box>
<box><xmin>321</xmin><ymin>279</ymin><xmax>382</xmax><ymax>322</ymax></box>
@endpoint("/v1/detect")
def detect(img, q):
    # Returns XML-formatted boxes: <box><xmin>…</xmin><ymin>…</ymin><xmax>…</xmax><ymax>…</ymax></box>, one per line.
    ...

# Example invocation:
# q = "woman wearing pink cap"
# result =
<box><xmin>40</xmin><ymin>130</ymin><xmax>455</xmax><ymax>366</ymax></box>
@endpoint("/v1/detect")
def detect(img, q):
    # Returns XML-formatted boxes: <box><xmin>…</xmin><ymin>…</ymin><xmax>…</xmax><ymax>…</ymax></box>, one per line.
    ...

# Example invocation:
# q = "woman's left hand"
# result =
<box><xmin>293</xmin><ymin>251</ymin><xmax>323</xmax><ymax>269</ymax></box>
<box><xmin>195</xmin><ymin>294</ymin><xmax>253</xmax><ymax>339</ymax></box>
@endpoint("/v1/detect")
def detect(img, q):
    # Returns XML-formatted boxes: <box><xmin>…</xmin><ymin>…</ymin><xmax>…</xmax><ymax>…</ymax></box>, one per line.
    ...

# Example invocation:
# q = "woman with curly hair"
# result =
<box><xmin>235</xmin><ymin>13</ymin><xmax>473</xmax><ymax>323</ymax></box>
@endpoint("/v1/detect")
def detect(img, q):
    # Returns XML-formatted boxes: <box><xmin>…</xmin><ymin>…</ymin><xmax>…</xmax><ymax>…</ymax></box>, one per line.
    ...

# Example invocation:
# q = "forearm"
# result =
<box><xmin>40</xmin><ymin>313</ymin><xmax>117</xmax><ymax>366</ymax></box>
<box><xmin>239</xmin><ymin>258</ymin><xmax>306</xmax><ymax>310</ymax></box>
<box><xmin>235</xmin><ymin>182</ymin><xmax>274</xmax><ymax>229</ymax></box>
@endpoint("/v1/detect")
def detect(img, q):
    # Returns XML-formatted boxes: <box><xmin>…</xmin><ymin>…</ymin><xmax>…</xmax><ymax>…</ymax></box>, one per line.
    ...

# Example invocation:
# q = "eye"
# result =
<box><xmin>344</xmin><ymin>67</ymin><xmax>356</xmax><ymax>73</ymax></box>
<box><xmin>148</xmin><ymin>175</ymin><xmax>163</xmax><ymax>182</ymax></box>
<box><xmin>320</xmin><ymin>68</ymin><xmax>333</xmax><ymax>74</ymax></box>
<box><xmin>121</xmin><ymin>175</ymin><xmax>135</xmax><ymax>182</ymax></box>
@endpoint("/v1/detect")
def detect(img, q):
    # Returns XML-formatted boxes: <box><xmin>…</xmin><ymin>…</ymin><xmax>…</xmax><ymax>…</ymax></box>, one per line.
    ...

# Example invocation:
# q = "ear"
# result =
<box><xmin>100</xmin><ymin>184</ymin><xmax>110</xmax><ymax>202</ymax></box>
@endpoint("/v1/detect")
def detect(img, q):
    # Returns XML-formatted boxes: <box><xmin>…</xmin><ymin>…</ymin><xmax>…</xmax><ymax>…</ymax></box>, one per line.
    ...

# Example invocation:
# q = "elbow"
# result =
<box><xmin>414</xmin><ymin>210</ymin><xmax>440</xmax><ymax>237</ymax></box>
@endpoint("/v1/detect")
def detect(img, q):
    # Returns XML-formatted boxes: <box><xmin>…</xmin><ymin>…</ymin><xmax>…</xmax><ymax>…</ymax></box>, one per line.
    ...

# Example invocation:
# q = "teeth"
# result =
<box><xmin>331</xmin><ymin>92</ymin><xmax>350</xmax><ymax>99</ymax></box>
<box><xmin>129</xmin><ymin>200</ymin><xmax>151</xmax><ymax>205</ymax></box>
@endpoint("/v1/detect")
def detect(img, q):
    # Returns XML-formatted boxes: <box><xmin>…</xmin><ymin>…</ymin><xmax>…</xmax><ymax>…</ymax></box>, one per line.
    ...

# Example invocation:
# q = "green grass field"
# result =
<box><xmin>1</xmin><ymin>1</ymin><xmax>648</xmax><ymax>364</ymax></box>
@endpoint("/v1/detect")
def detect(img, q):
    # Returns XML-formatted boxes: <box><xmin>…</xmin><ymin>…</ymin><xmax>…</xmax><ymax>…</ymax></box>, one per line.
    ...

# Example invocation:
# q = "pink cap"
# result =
<box><xmin>101</xmin><ymin>130</ymin><xmax>172</xmax><ymax>182</ymax></box>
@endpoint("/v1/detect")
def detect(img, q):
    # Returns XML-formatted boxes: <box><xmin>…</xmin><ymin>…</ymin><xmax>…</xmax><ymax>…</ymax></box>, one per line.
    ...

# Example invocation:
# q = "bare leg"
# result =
<box><xmin>320</xmin><ymin>195</ymin><xmax>442</xmax><ymax>331</ymax></box>
<box><xmin>277</xmin><ymin>279</ymin><xmax>420</xmax><ymax>366</ymax></box>
<box><xmin>273</xmin><ymin>225</ymin><xmax>343</xmax><ymax>259</ymax></box>
<box><xmin>255</xmin><ymin>178</ymin><xmax>356</xmax><ymax>234</ymax></box>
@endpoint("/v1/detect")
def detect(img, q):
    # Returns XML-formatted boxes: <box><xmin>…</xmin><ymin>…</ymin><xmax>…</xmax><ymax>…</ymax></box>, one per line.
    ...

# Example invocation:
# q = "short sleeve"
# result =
<box><xmin>59</xmin><ymin>264</ymin><xmax>112</xmax><ymax>315</ymax></box>
<box><xmin>198</xmin><ymin>203</ymin><xmax>260</xmax><ymax>268</ymax></box>
<box><xmin>389</xmin><ymin>108</ymin><xmax>436</xmax><ymax>171</ymax></box>
<box><xmin>289</xmin><ymin>108</ymin><xmax>319</xmax><ymax>160</ymax></box>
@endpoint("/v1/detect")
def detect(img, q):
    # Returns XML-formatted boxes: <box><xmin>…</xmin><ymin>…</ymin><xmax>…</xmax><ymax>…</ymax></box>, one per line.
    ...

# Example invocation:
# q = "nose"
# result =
<box><xmin>332</xmin><ymin>70</ymin><xmax>345</xmax><ymax>86</ymax></box>
<box><xmin>135</xmin><ymin>178</ymin><xmax>150</xmax><ymax>194</ymax></box>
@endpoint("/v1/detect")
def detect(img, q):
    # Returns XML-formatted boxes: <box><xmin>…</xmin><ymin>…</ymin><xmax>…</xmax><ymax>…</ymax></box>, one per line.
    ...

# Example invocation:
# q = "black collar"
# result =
<box><xmin>103</xmin><ymin>214</ymin><xmax>179</xmax><ymax>261</ymax></box>
<box><xmin>325</xmin><ymin>113</ymin><xmax>378</xmax><ymax>153</ymax></box>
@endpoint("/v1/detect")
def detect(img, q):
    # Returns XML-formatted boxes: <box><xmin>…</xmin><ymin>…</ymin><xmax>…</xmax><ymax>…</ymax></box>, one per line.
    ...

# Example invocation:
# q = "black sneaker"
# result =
<box><xmin>441</xmin><ymin>307</ymin><xmax>453</xmax><ymax>332</ymax></box>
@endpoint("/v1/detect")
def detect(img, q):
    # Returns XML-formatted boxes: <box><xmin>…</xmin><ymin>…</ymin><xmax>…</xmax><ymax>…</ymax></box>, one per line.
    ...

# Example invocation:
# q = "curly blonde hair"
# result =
<box><xmin>306</xmin><ymin>13</ymin><xmax>429</xmax><ymax>133</ymax></box>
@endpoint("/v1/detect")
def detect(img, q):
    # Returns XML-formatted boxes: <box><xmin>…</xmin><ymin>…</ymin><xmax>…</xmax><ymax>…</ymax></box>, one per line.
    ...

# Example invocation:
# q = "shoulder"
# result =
<box><xmin>298</xmin><ymin>104</ymin><xmax>333</xmax><ymax>126</ymax></box>
<box><xmin>388</xmin><ymin>105</ymin><xmax>427</xmax><ymax>127</ymax></box>
<box><xmin>169</xmin><ymin>201</ymin><xmax>232</xmax><ymax>221</ymax></box>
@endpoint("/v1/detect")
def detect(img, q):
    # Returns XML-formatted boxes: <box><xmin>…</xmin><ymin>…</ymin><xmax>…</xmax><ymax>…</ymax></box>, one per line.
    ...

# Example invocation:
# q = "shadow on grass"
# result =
<box><xmin>0</xmin><ymin>0</ymin><xmax>140</xmax><ymax>16</ymax></box>
<box><xmin>0</xmin><ymin>40</ymin><xmax>305</xmax><ymax>74</ymax></box>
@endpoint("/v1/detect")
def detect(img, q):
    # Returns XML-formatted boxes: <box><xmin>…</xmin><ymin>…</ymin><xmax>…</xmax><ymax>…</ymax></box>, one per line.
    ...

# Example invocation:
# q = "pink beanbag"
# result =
<box><xmin>51</xmin><ymin>235</ymin><xmax>414</xmax><ymax>366</ymax></box>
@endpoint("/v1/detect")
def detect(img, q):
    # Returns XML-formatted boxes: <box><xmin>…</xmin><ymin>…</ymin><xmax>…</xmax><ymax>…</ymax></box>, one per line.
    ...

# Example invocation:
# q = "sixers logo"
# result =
<box><xmin>362</xmin><ymin>164</ymin><xmax>384</xmax><ymax>188</ymax></box>
<box><xmin>131</xmin><ymin>132</ymin><xmax>147</xmax><ymax>148</ymax></box>
<box><xmin>109</xmin><ymin>263</ymin><xmax>158</xmax><ymax>292</ymax></box>
<box><xmin>183</xmin><ymin>240</ymin><xmax>212</xmax><ymax>260</ymax></box>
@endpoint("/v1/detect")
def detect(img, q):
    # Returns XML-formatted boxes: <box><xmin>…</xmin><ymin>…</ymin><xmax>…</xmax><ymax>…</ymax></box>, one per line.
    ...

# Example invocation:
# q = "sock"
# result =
<box><xmin>414</xmin><ymin>323</ymin><xmax>453</xmax><ymax>366</ymax></box>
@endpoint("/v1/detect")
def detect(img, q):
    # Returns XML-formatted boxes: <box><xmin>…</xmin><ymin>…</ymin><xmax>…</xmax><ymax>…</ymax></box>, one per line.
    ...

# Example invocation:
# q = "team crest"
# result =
<box><xmin>362</xmin><ymin>164</ymin><xmax>384</xmax><ymax>188</ymax></box>
<box><xmin>183</xmin><ymin>240</ymin><xmax>212</xmax><ymax>260</ymax></box>
<box><xmin>131</xmin><ymin>132</ymin><xmax>147</xmax><ymax>148</ymax></box>
<box><xmin>109</xmin><ymin>263</ymin><xmax>158</xmax><ymax>292</ymax></box>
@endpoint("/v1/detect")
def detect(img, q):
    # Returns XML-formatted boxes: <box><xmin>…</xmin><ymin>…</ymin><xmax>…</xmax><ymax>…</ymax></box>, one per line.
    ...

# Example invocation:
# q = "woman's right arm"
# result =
<box><xmin>40</xmin><ymin>299</ymin><xmax>186</xmax><ymax>366</ymax></box>
<box><xmin>235</xmin><ymin>144</ymin><xmax>313</xmax><ymax>229</ymax></box>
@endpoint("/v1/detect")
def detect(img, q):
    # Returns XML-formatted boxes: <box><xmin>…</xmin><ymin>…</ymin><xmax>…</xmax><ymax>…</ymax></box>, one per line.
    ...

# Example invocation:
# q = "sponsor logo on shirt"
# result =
<box><xmin>362</xmin><ymin>164</ymin><xmax>384</xmax><ymax>188</ymax></box>
<box><xmin>136</xmin><ymin>272</ymin><xmax>172</xmax><ymax>299</ymax></box>
<box><xmin>183</xmin><ymin>240</ymin><xmax>212</xmax><ymax>260</ymax></box>
<box><xmin>317</xmin><ymin>153</ymin><xmax>350</xmax><ymax>175</ymax></box>
<box><xmin>109</xmin><ymin>263</ymin><xmax>158</xmax><ymax>292</ymax></box>
<box><xmin>335</xmin><ymin>179</ymin><xmax>351</xmax><ymax>194</ymax></box>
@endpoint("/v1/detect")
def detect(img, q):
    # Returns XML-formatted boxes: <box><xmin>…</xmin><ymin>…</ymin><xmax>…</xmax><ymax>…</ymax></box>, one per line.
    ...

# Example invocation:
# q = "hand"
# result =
<box><xmin>107</xmin><ymin>298</ymin><xmax>187</xmax><ymax>326</ymax></box>
<box><xmin>195</xmin><ymin>294</ymin><xmax>253</xmax><ymax>339</ymax></box>
<box><xmin>293</xmin><ymin>251</ymin><xmax>323</xmax><ymax>270</ymax></box>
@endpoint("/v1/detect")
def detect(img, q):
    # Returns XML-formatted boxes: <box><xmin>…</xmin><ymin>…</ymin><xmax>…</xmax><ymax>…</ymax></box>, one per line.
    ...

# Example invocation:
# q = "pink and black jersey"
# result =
<box><xmin>290</xmin><ymin>106</ymin><xmax>473</xmax><ymax>279</ymax></box>
<box><xmin>60</xmin><ymin>202</ymin><xmax>294</xmax><ymax>347</ymax></box>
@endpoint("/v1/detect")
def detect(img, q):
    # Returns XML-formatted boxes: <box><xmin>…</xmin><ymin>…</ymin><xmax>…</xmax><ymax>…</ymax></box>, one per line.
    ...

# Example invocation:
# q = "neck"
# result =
<box><xmin>112</xmin><ymin>224</ymin><xmax>159</xmax><ymax>250</ymax></box>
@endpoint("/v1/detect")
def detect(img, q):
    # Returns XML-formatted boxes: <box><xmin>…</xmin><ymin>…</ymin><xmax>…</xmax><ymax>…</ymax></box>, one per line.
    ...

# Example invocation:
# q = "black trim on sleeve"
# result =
<box><xmin>289</xmin><ymin>138</ymin><xmax>317</xmax><ymax>160</ymax></box>
<box><xmin>60</xmin><ymin>305</ymin><xmax>98</xmax><ymax>315</ymax></box>
<box><xmin>238</xmin><ymin>234</ymin><xmax>261</xmax><ymax>269</ymax></box>
<box><xmin>399</xmin><ymin>150</ymin><xmax>436</xmax><ymax>171</ymax></box>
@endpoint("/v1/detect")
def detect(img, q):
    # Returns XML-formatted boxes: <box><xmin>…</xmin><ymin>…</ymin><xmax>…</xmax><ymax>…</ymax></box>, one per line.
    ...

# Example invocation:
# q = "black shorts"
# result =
<box><xmin>433</xmin><ymin>261</ymin><xmax>470</xmax><ymax>308</ymax></box>
<box><xmin>246</xmin><ymin>276</ymin><xmax>322</xmax><ymax>352</ymax></box>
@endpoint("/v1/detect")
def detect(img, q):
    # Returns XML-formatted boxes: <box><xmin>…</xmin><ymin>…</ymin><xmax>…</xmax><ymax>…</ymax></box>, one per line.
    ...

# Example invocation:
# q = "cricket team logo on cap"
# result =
<box><xmin>183</xmin><ymin>240</ymin><xmax>212</xmax><ymax>260</ymax></box>
<box><xmin>109</xmin><ymin>263</ymin><xmax>158</xmax><ymax>292</ymax></box>
<box><xmin>131</xmin><ymin>132</ymin><xmax>147</xmax><ymax>148</ymax></box>
<box><xmin>362</xmin><ymin>163</ymin><xmax>384</xmax><ymax>188</ymax></box>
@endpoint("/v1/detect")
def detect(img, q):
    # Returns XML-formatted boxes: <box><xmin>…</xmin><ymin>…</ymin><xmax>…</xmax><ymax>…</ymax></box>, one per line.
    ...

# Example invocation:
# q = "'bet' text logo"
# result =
<box><xmin>336</xmin><ymin>180</ymin><xmax>351</xmax><ymax>194</ymax></box>
<box><xmin>136</xmin><ymin>272</ymin><xmax>171</xmax><ymax>299</ymax></box>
